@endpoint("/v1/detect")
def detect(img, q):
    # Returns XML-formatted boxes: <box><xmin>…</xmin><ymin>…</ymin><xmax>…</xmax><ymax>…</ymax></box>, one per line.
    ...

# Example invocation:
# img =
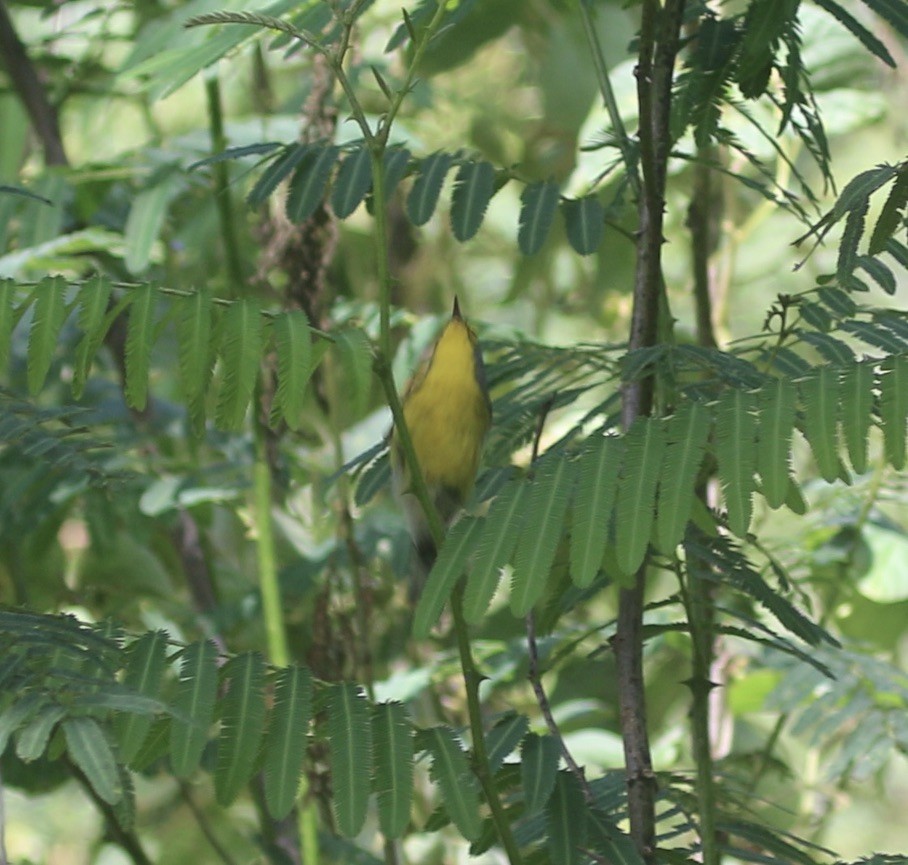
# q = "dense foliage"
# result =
<box><xmin>0</xmin><ymin>0</ymin><xmax>907</xmax><ymax>864</ymax></box>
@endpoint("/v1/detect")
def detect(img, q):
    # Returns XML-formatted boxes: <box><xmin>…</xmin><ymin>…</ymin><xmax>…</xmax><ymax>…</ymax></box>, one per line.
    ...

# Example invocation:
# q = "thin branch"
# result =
<box><xmin>179</xmin><ymin>782</ymin><xmax>242</xmax><ymax>865</ymax></box>
<box><xmin>0</xmin><ymin>0</ymin><xmax>67</xmax><ymax>166</ymax></box>
<box><xmin>526</xmin><ymin>613</ymin><xmax>594</xmax><ymax>803</ymax></box>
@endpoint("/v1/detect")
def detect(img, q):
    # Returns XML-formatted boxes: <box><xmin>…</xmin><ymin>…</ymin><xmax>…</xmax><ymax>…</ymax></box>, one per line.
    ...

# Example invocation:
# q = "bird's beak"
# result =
<box><xmin>452</xmin><ymin>296</ymin><xmax>462</xmax><ymax>320</ymax></box>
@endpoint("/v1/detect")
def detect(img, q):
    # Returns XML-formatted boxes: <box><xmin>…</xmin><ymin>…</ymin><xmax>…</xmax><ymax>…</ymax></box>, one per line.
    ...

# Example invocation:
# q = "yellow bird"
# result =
<box><xmin>391</xmin><ymin>298</ymin><xmax>491</xmax><ymax>577</ymax></box>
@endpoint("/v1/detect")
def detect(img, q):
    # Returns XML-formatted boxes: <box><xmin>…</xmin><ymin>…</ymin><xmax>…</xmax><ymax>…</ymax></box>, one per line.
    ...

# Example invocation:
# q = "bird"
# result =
<box><xmin>391</xmin><ymin>297</ymin><xmax>492</xmax><ymax>582</ymax></box>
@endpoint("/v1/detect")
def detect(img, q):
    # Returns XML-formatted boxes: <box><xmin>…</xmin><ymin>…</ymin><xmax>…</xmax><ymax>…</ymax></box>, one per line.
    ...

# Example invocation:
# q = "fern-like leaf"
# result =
<box><xmin>170</xmin><ymin>639</ymin><xmax>219</xmax><ymax>778</ymax></box>
<box><xmin>272</xmin><ymin>310</ymin><xmax>314</xmax><ymax>431</ymax></box>
<box><xmin>287</xmin><ymin>144</ymin><xmax>339</xmax><ymax>223</ymax></box>
<box><xmin>72</xmin><ymin>275</ymin><xmax>113</xmax><ymax>399</ymax></box>
<box><xmin>27</xmin><ymin>275</ymin><xmax>69</xmax><ymax>395</ymax></box>
<box><xmin>879</xmin><ymin>355</ymin><xmax>908</xmax><ymax>470</ymax></box>
<box><xmin>414</xmin><ymin>516</ymin><xmax>483</xmax><ymax>638</ymax></box>
<box><xmin>840</xmin><ymin>361</ymin><xmax>873</xmax><ymax>473</ymax></box>
<box><xmin>331</xmin><ymin>144</ymin><xmax>372</xmax><ymax>219</ymax></box>
<box><xmin>756</xmin><ymin>378</ymin><xmax>796</xmax><ymax>509</ymax></box>
<box><xmin>547</xmin><ymin>771</ymin><xmax>587</xmax><ymax>865</ymax></box>
<box><xmin>328</xmin><ymin>683</ymin><xmax>372</xmax><ymax>837</ymax></box>
<box><xmin>115</xmin><ymin>630</ymin><xmax>168</xmax><ymax>765</ymax></box>
<box><xmin>371</xmin><ymin>701</ymin><xmax>414</xmax><ymax>839</ymax></box>
<box><xmin>518</xmin><ymin>180</ymin><xmax>560</xmax><ymax>255</ymax></box>
<box><xmin>715</xmin><ymin>388</ymin><xmax>757</xmax><ymax>537</ymax></box>
<box><xmin>406</xmin><ymin>152</ymin><xmax>453</xmax><ymax>226</ymax></box>
<box><xmin>511</xmin><ymin>456</ymin><xmax>575</xmax><ymax>617</ymax></box>
<box><xmin>264</xmin><ymin>664</ymin><xmax>313</xmax><ymax>819</ymax></box>
<box><xmin>521</xmin><ymin>732</ymin><xmax>559</xmax><ymax>816</ymax></box>
<box><xmin>17</xmin><ymin>705</ymin><xmax>65</xmax><ymax>762</ymax></box>
<box><xmin>216</xmin><ymin>652</ymin><xmax>266</xmax><ymax>806</ymax></box>
<box><xmin>450</xmin><ymin>160</ymin><xmax>496</xmax><ymax>242</ymax></box>
<box><xmin>215</xmin><ymin>299</ymin><xmax>263</xmax><ymax>431</ymax></box>
<box><xmin>178</xmin><ymin>288</ymin><xmax>215</xmax><ymax>431</ymax></box>
<box><xmin>615</xmin><ymin>418</ymin><xmax>665</xmax><ymax>578</ymax></box>
<box><xmin>562</xmin><ymin>196</ymin><xmax>605</xmax><ymax>256</ymax></box>
<box><xmin>570</xmin><ymin>435</ymin><xmax>623</xmax><ymax>587</ymax></box>
<box><xmin>800</xmin><ymin>366</ymin><xmax>845</xmax><ymax>482</ymax></box>
<box><xmin>124</xmin><ymin>283</ymin><xmax>156</xmax><ymax>411</ymax></box>
<box><xmin>64</xmin><ymin>717</ymin><xmax>122</xmax><ymax>804</ymax></box>
<box><xmin>655</xmin><ymin>403</ymin><xmax>711</xmax><ymax>553</ymax></box>
<box><xmin>381</xmin><ymin>146</ymin><xmax>413</xmax><ymax>202</ymax></box>
<box><xmin>424</xmin><ymin>726</ymin><xmax>481</xmax><ymax>841</ymax></box>
<box><xmin>464</xmin><ymin>479</ymin><xmax>528</xmax><ymax>623</ymax></box>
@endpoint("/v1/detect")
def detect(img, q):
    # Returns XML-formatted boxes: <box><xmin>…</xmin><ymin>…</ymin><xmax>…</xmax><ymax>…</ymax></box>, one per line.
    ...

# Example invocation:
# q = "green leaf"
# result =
<box><xmin>64</xmin><ymin>717</ymin><xmax>122</xmax><ymax>805</ymax></box>
<box><xmin>216</xmin><ymin>652</ymin><xmax>267</xmax><ymax>806</ymax></box>
<box><xmin>328</xmin><ymin>684</ymin><xmax>372</xmax><ymax>837</ymax></box>
<box><xmin>170</xmin><ymin>639</ymin><xmax>219</xmax><ymax>778</ymax></box>
<box><xmin>511</xmin><ymin>456</ymin><xmax>575</xmax><ymax>617</ymax></box>
<box><xmin>812</xmin><ymin>0</ymin><xmax>895</xmax><ymax>67</ymax></box>
<box><xmin>16</xmin><ymin>705</ymin><xmax>65</xmax><ymax>762</ymax></box>
<box><xmin>0</xmin><ymin>279</ymin><xmax>20</xmax><ymax>370</ymax></box>
<box><xmin>464</xmin><ymin>478</ymin><xmax>528</xmax><ymax>622</ymax></box>
<box><xmin>248</xmin><ymin>143</ymin><xmax>312</xmax><ymax>208</ymax></box>
<box><xmin>124</xmin><ymin>283</ymin><xmax>156</xmax><ymax>411</ymax></box>
<box><xmin>879</xmin><ymin>355</ymin><xmax>908</xmax><ymax>470</ymax></box>
<box><xmin>615</xmin><ymin>418</ymin><xmax>665</xmax><ymax>577</ymax></box>
<box><xmin>868</xmin><ymin>165</ymin><xmax>908</xmax><ymax>255</ymax></box>
<box><xmin>562</xmin><ymin>196</ymin><xmax>605</xmax><ymax>256</ymax></box>
<box><xmin>840</xmin><ymin>361</ymin><xmax>873</xmax><ymax>473</ymax></box>
<box><xmin>332</xmin><ymin>327</ymin><xmax>373</xmax><ymax>419</ymax></box>
<box><xmin>486</xmin><ymin>712</ymin><xmax>529</xmax><ymax>773</ymax></box>
<box><xmin>371</xmin><ymin>702</ymin><xmax>413</xmax><ymax>838</ymax></box>
<box><xmin>272</xmin><ymin>310</ymin><xmax>314</xmax><ymax>430</ymax></box>
<box><xmin>547</xmin><ymin>771</ymin><xmax>587</xmax><ymax>865</ymax></box>
<box><xmin>715</xmin><ymin>388</ymin><xmax>757</xmax><ymax>537</ymax></box>
<box><xmin>215</xmin><ymin>299</ymin><xmax>263</xmax><ymax>431</ymax></box>
<box><xmin>414</xmin><ymin>516</ymin><xmax>484</xmax><ymax>638</ymax></box>
<box><xmin>756</xmin><ymin>379</ymin><xmax>796</xmax><ymax>509</ymax></box>
<box><xmin>124</xmin><ymin>172</ymin><xmax>181</xmax><ymax>274</ymax></box>
<box><xmin>188</xmin><ymin>141</ymin><xmax>282</xmax><ymax>172</ymax></box>
<box><xmin>800</xmin><ymin>366</ymin><xmax>844</xmax><ymax>482</ymax></box>
<box><xmin>450</xmin><ymin>160</ymin><xmax>496</xmax><ymax>242</ymax></box>
<box><xmin>116</xmin><ymin>630</ymin><xmax>169</xmax><ymax>765</ymax></box>
<box><xmin>858</xmin><ymin>0</ymin><xmax>908</xmax><ymax>41</ymax></box>
<box><xmin>287</xmin><ymin>144</ymin><xmax>340</xmax><ymax>222</ymax></box>
<box><xmin>331</xmin><ymin>145</ymin><xmax>372</xmax><ymax>219</ymax></box>
<box><xmin>424</xmin><ymin>726</ymin><xmax>481</xmax><ymax>841</ymax></box>
<box><xmin>518</xmin><ymin>180</ymin><xmax>560</xmax><ymax>255</ymax></box>
<box><xmin>655</xmin><ymin>403</ymin><xmax>711</xmax><ymax>552</ymax></box>
<box><xmin>406</xmin><ymin>152</ymin><xmax>454</xmax><ymax>227</ymax></box>
<box><xmin>72</xmin><ymin>275</ymin><xmax>113</xmax><ymax>399</ymax></box>
<box><xmin>521</xmin><ymin>732</ymin><xmax>559</xmax><ymax>816</ymax></box>
<box><xmin>837</xmin><ymin>197</ymin><xmax>868</xmax><ymax>281</ymax></box>
<box><xmin>264</xmin><ymin>665</ymin><xmax>313</xmax><ymax>820</ymax></box>
<box><xmin>27</xmin><ymin>275</ymin><xmax>69</xmax><ymax>395</ymax></box>
<box><xmin>381</xmin><ymin>146</ymin><xmax>412</xmax><ymax>201</ymax></box>
<box><xmin>857</xmin><ymin>255</ymin><xmax>897</xmax><ymax>295</ymax></box>
<box><xmin>570</xmin><ymin>436</ymin><xmax>624</xmax><ymax>587</ymax></box>
<box><xmin>178</xmin><ymin>288</ymin><xmax>215</xmax><ymax>430</ymax></box>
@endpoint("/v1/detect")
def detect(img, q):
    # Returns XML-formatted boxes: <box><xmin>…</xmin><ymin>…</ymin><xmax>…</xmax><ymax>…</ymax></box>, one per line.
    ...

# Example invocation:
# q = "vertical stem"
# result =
<box><xmin>253</xmin><ymin>412</ymin><xmax>289</xmax><ymax>668</ymax></box>
<box><xmin>205</xmin><ymin>73</ymin><xmax>245</xmax><ymax>297</ymax></box>
<box><xmin>617</xmin><ymin>0</ymin><xmax>686</xmax><ymax>860</ymax></box>
<box><xmin>682</xmin><ymin>570</ymin><xmax>721</xmax><ymax>865</ymax></box>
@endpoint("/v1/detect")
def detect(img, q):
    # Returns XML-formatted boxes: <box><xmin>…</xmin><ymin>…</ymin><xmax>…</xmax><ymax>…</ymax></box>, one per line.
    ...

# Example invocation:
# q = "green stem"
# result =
<box><xmin>204</xmin><ymin>74</ymin><xmax>244</xmax><ymax>297</ymax></box>
<box><xmin>577</xmin><ymin>0</ymin><xmax>640</xmax><ymax>199</ymax></box>
<box><xmin>253</xmin><ymin>412</ymin><xmax>288</xmax><ymax>668</ymax></box>
<box><xmin>452</xmin><ymin>584</ymin><xmax>525</xmax><ymax>865</ymax></box>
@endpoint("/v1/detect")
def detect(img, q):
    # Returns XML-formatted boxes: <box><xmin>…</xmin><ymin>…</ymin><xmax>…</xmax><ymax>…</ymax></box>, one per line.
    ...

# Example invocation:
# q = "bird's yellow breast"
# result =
<box><xmin>402</xmin><ymin>319</ymin><xmax>490</xmax><ymax>500</ymax></box>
